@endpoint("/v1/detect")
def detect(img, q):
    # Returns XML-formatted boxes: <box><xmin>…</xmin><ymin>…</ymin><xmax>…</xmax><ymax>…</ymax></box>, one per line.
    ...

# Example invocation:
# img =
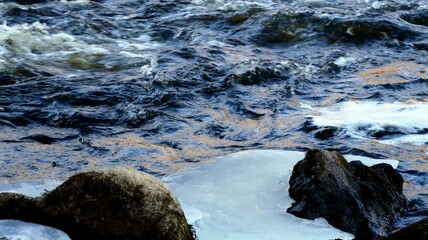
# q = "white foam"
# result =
<box><xmin>0</xmin><ymin>21</ymin><xmax>167</xmax><ymax>72</ymax></box>
<box><xmin>164</xmin><ymin>150</ymin><xmax>398</xmax><ymax>240</ymax></box>
<box><xmin>0</xmin><ymin>21</ymin><xmax>110</xmax><ymax>70</ymax></box>
<box><xmin>139</xmin><ymin>57</ymin><xmax>158</xmax><ymax>77</ymax></box>
<box><xmin>0</xmin><ymin>22</ymin><xmax>90</xmax><ymax>54</ymax></box>
<box><xmin>334</xmin><ymin>56</ymin><xmax>356</xmax><ymax>67</ymax></box>
<box><xmin>191</xmin><ymin>0</ymin><xmax>276</xmax><ymax>11</ymax></box>
<box><xmin>119</xmin><ymin>51</ymin><xmax>146</xmax><ymax>58</ymax></box>
<box><xmin>312</xmin><ymin>101</ymin><xmax>428</xmax><ymax>146</ymax></box>
<box><xmin>117</xmin><ymin>36</ymin><xmax>162</xmax><ymax>51</ymax></box>
<box><xmin>59</xmin><ymin>0</ymin><xmax>90</xmax><ymax>4</ymax></box>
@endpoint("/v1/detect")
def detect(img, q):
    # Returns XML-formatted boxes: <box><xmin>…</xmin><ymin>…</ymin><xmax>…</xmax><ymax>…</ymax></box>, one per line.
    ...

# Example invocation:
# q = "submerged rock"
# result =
<box><xmin>287</xmin><ymin>149</ymin><xmax>407</xmax><ymax>239</ymax></box>
<box><xmin>384</xmin><ymin>217</ymin><xmax>428</xmax><ymax>240</ymax></box>
<box><xmin>0</xmin><ymin>168</ymin><xmax>194</xmax><ymax>240</ymax></box>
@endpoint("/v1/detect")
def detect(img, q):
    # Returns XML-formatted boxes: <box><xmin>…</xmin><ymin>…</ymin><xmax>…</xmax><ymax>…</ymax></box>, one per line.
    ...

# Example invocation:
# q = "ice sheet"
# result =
<box><xmin>164</xmin><ymin>150</ymin><xmax>398</xmax><ymax>240</ymax></box>
<box><xmin>0</xmin><ymin>220</ymin><xmax>70</xmax><ymax>240</ymax></box>
<box><xmin>0</xmin><ymin>180</ymin><xmax>62</xmax><ymax>197</ymax></box>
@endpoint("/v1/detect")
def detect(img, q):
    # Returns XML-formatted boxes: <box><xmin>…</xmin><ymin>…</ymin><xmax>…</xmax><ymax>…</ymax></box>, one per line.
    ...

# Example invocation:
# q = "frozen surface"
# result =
<box><xmin>0</xmin><ymin>180</ymin><xmax>69</xmax><ymax>240</ymax></box>
<box><xmin>0</xmin><ymin>150</ymin><xmax>397</xmax><ymax>240</ymax></box>
<box><xmin>0</xmin><ymin>179</ymin><xmax>62</xmax><ymax>197</ymax></box>
<box><xmin>0</xmin><ymin>220</ymin><xmax>70</xmax><ymax>240</ymax></box>
<box><xmin>312</xmin><ymin>101</ymin><xmax>428</xmax><ymax>146</ymax></box>
<box><xmin>164</xmin><ymin>150</ymin><xmax>398</xmax><ymax>240</ymax></box>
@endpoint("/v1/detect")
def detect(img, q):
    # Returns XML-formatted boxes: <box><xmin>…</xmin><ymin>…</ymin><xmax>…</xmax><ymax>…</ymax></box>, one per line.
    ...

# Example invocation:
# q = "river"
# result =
<box><xmin>0</xmin><ymin>0</ymin><xmax>427</xmax><ymax>229</ymax></box>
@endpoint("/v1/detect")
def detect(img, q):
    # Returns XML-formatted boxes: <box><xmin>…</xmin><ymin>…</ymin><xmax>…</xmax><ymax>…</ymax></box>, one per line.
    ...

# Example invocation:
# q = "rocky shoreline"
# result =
<box><xmin>0</xmin><ymin>149</ymin><xmax>426</xmax><ymax>239</ymax></box>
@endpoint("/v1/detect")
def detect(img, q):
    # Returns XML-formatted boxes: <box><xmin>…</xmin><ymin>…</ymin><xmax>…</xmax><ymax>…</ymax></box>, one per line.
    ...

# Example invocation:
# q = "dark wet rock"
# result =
<box><xmin>251</xmin><ymin>10</ymin><xmax>319</xmax><ymax>45</ymax></box>
<box><xmin>401</xmin><ymin>10</ymin><xmax>428</xmax><ymax>27</ymax></box>
<box><xmin>313</xmin><ymin>126</ymin><xmax>338</xmax><ymax>140</ymax></box>
<box><xmin>368</xmin><ymin>126</ymin><xmax>405</xmax><ymax>139</ymax></box>
<box><xmin>20</xmin><ymin>134</ymin><xmax>78</xmax><ymax>144</ymax></box>
<box><xmin>225</xmin><ymin>66</ymin><xmax>281</xmax><ymax>86</ymax></box>
<box><xmin>0</xmin><ymin>173</ymin><xmax>16</xmax><ymax>178</ymax></box>
<box><xmin>0</xmin><ymin>74</ymin><xmax>17</xmax><ymax>86</ymax></box>
<box><xmin>287</xmin><ymin>149</ymin><xmax>407</xmax><ymax>239</ymax></box>
<box><xmin>0</xmin><ymin>168</ymin><xmax>194</xmax><ymax>240</ymax></box>
<box><xmin>413</xmin><ymin>41</ymin><xmax>428</xmax><ymax>51</ymax></box>
<box><xmin>327</xmin><ymin>18</ymin><xmax>418</xmax><ymax>43</ymax></box>
<box><xmin>21</xmin><ymin>134</ymin><xmax>57</xmax><ymax>144</ymax></box>
<box><xmin>300</xmin><ymin>120</ymin><xmax>319</xmax><ymax>133</ymax></box>
<box><xmin>383</xmin><ymin>217</ymin><xmax>428</xmax><ymax>240</ymax></box>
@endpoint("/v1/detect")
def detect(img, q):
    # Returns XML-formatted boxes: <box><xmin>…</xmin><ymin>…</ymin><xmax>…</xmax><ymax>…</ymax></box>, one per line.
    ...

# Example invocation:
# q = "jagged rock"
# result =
<box><xmin>384</xmin><ymin>217</ymin><xmax>428</xmax><ymax>240</ymax></box>
<box><xmin>0</xmin><ymin>168</ymin><xmax>194</xmax><ymax>240</ymax></box>
<box><xmin>287</xmin><ymin>149</ymin><xmax>407</xmax><ymax>239</ymax></box>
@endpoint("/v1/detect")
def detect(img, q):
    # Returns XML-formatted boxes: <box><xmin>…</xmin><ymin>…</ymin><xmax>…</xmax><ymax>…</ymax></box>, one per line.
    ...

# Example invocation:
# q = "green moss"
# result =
<box><xmin>334</xmin><ymin>151</ymin><xmax>351</xmax><ymax>171</ymax></box>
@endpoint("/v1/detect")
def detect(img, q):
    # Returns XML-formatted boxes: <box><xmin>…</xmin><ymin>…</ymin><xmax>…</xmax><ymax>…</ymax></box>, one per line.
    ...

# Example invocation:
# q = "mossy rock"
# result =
<box><xmin>0</xmin><ymin>168</ymin><xmax>194</xmax><ymax>240</ymax></box>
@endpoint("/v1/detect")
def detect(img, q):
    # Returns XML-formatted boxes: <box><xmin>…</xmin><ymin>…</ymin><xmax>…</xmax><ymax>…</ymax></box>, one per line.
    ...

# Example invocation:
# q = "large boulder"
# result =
<box><xmin>0</xmin><ymin>168</ymin><xmax>194</xmax><ymax>240</ymax></box>
<box><xmin>287</xmin><ymin>149</ymin><xmax>407</xmax><ymax>239</ymax></box>
<box><xmin>383</xmin><ymin>217</ymin><xmax>428</xmax><ymax>240</ymax></box>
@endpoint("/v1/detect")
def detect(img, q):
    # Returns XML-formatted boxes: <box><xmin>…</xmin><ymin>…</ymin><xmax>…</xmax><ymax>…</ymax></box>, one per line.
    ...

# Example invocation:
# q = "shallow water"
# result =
<box><xmin>0</xmin><ymin>0</ymin><xmax>427</xmax><ymax>230</ymax></box>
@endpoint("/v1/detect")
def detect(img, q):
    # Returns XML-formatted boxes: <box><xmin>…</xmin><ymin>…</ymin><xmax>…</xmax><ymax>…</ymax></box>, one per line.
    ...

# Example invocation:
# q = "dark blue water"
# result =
<box><xmin>0</xmin><ymin>0</ymin><xmax>428</xmax><ymax>230</ymax></box>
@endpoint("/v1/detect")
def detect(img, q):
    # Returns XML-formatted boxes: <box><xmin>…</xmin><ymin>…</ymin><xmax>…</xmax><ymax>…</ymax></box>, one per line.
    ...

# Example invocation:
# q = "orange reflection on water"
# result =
<box><xmin>360</xmin><ymin>61</ymin><xmax>428</xmax><ymax>85</ymax></box>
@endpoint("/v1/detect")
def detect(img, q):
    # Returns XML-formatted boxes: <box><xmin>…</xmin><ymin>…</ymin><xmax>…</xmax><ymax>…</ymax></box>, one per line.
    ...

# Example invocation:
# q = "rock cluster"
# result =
<box><xmin>287</xmin><ymin>149</ymin><xmax>407</xmax><ymax>239</ymax></box>
<box><xmin>0</xmin><ymin>168</ymin><xmax>194</xmax><ymax>240</ymax></box>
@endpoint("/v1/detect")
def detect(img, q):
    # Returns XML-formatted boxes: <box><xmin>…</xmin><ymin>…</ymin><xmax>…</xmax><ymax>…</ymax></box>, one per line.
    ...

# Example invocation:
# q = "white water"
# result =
<box><xmin>0</xmin><ymin>21</ymin><xmax>161</xmax><ymax>72</ymax></box>
<box><xmin>0</xmin><ymin>150</ymin><xmax>398</xmax><ymax>240</ymax></box>
<box><xmin>191</xmin><ymin>0</ymin><xmax>276</xmax><ymax>11</ymax></box>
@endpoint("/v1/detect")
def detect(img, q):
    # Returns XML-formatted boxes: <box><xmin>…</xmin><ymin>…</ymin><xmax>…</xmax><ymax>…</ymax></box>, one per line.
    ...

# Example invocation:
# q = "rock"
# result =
<box><xmin>383</xmin><ymin>217</ymin><xmax>428</xmax><ymax>240</ymax></box>
<box><xmin>313</xmin><ymin>126</ymin><xmax>338</xmax><ymax>140</ymax></box>
<box><xmin>0</xmin><ymin>168</ymin><xmax>194</xmax><ymax>240</ymax></box>
<box><xmin>287</xmin><ymin>149</ymin><xmax>407</xmax><ymax>239</ymax></box>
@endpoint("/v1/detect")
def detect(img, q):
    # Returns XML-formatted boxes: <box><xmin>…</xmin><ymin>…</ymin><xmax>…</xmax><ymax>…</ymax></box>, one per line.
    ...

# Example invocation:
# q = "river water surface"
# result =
<box><xmin>0</xmin><ymin>0</ymin><xmax>428</xmax><ymax>229</ymax></box>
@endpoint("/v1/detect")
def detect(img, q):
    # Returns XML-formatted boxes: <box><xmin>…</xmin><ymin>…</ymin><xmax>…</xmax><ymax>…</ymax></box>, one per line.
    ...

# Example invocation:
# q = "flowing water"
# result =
<box><xmin>0</xmin><ymin>0</ymin><xmax>428</xmax><ymax>230</ymax></box>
